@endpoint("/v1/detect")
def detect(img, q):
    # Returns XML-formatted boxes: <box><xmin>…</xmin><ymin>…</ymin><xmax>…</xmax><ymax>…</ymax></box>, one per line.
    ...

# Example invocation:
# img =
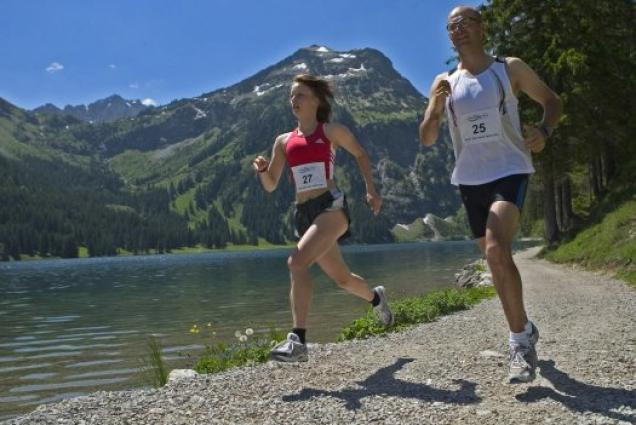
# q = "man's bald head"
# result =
<box><xmin>448</xmin><ymin>6</ymin><xmax>482</xmax><ymax>22</ymax></box>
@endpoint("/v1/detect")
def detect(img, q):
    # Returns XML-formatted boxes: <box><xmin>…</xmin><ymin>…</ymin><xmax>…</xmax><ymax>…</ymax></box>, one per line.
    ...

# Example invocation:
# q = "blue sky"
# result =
<box><xmin>1</xmin><ymin>0</ymin><xmax>480</xmax><ymax>110</ymax></box>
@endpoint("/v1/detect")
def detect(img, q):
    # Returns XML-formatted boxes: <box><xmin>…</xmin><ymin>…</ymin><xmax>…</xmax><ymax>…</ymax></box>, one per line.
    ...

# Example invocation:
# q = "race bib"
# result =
<box><xmin>291</xmin><ymin>162</ymin><xmax>327</xmax><ymax>193</ymax></box>
<box><xmin>459</xmin><ymin>107</ymin><xmax>503</xmax><ymax>145</ymax></box>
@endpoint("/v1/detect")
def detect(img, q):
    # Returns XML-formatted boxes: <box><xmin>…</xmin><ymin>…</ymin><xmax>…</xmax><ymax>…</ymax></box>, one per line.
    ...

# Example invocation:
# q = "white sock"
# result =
<box><xmin>509</xmin><ymin>321</ymin><xmax>533</xmax><ymax>346</ymax></box>
<box><xmin>524</xmin><ymin>320</ymin><xmax>533</xmax><ymax>335</ymax></box>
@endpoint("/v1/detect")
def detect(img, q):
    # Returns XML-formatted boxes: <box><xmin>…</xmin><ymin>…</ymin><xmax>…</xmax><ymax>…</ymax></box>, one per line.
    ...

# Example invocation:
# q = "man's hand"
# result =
<box><xmin>523</xmin><ymin>124</ymin><xmax>546</xmax><ymax>153</ymax></box>
<box><xmin>430</xmin><ymin>79</ymin><xmax>451</xmax><ymax>116</ymax></box>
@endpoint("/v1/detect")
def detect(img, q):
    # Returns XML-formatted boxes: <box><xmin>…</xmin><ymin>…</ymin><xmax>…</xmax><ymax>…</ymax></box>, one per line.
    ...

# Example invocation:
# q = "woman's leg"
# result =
<box><xmin>287</xmin><ymin>209</ymin><xmax>348</xmax><ymax>329</ymax></box>
<box><xmin>316</xmin><ymin>231</ymin><xmax>394</xmax><ymax>327</ymax></box>
<box><xmin>316</xmin><ymin>244</ymin><xmax>374</xmax><ymax>301</ymax></box>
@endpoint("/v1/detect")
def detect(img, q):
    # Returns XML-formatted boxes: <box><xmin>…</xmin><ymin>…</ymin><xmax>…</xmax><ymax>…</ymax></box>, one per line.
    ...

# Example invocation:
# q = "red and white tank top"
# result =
<box><xmin>285</xmin><ymin>123</ymin><xmax>336</xmax><ymax>193</ymax></box>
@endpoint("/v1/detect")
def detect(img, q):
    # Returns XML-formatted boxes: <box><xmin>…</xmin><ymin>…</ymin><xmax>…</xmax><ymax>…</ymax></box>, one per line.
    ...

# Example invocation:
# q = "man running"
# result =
<box><xmin>419</xmin><ymin>5</ymin><xmax>562</xmax><ymax>383</ymax></box>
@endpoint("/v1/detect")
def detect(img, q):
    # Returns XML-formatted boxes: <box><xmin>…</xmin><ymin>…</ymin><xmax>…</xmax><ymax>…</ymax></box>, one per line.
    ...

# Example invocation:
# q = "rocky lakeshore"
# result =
<box><xmin>4</xmin><ymin>248</ymin><xmax>635</xmax><ymax>425</ymax></box>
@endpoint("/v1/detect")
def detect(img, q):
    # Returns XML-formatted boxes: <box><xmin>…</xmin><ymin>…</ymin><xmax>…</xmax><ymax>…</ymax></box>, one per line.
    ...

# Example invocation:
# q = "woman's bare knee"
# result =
<box><xmin>287</xmin><ymin>251</ymin><xmax>310</xmax><ymax>275</ymax></box>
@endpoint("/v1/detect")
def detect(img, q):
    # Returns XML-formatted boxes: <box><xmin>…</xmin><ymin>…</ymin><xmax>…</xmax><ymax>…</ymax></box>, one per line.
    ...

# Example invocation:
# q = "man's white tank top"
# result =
<box><xmin>445</xmin><ymin>57</ymin><xmax>534</xmax><ymax>185</ymax></box>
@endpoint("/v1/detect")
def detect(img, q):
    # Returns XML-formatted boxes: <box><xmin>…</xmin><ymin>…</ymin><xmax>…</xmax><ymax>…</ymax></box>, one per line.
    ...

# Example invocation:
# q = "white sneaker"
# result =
<box><xmin>270</xmin><ymin>333</ymin><xmax>308</xmax><ymax>362</ymax></box>
<box><xmin>373</xmin><ymin>286</ymin><xmax>394</xmax><ymax>326</ymax></box>
<box><xmin>509</xmin><ymin>322</ymin><xmax>540</xmax><ymax>383</ymax></box>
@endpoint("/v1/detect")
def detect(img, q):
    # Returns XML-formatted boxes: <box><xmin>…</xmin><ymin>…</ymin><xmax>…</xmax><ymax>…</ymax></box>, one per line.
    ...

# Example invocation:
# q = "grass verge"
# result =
<box><xmin>193</xmin><ymin>287</ymin><xmax>496</xmax><ymax>375</ymax></box>
<box><xmin>544</xmin><ymin>199</ymin><xmax>636</xmax><ymax>288</ymax></box>
<box><xmin>339</xmin><ymin>286</ymin><xmax>496</xmax><ymax>341</ymax></box>
<box><xmin>195</xmin><ymin>329</ymin><xmax>286</xmax><ymax>374</ymax></box>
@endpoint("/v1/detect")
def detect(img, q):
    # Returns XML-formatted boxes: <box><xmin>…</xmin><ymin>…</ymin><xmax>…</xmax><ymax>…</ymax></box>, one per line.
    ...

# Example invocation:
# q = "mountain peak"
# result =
<box><xmin>33</xmin><ymin>95</ymin><xmax>151</xmax><ymax>123</ymax></box>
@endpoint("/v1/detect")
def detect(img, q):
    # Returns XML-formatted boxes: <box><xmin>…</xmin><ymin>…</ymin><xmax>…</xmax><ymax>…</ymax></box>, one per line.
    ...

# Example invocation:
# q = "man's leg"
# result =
<box><xmin>484</xmin><ymin>200</ymin><xmax>527</xmax><ymax>332</ymax></box>
<box><xmin>484</xmin><ymin>200</ymin><xmax>539</xmax><ymax>382</ymax></box>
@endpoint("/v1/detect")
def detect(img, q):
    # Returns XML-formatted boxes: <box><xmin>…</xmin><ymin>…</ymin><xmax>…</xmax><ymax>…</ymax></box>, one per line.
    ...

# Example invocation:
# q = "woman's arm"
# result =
<box><xmin>252</xmin><ymin>133</ymin><xmax>288</xmax><ymax>192</ymax></box>
<box><xmin>325</xmin><ymin>123</ymin><xmax>382</xmax><ymax>216</ymax></box>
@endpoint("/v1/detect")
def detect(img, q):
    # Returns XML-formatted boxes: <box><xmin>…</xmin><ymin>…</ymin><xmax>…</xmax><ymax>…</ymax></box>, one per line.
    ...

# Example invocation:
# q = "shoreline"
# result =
<box><xmin>5</xmin><ymin>247</ymin><xmax>635</xmax><ymax>424</ymax></box>
<box><xmin>2</xmin><ymin>238</ymin><xmax>545</xmax><ymax>265</ymax></box>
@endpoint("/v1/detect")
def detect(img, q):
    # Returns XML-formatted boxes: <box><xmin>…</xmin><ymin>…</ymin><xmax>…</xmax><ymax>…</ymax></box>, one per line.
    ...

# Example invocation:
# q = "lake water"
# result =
<box><xmin>0</xmin><ymin>240</ymin><xmax>535</xmax><ymax>420</ymax></box>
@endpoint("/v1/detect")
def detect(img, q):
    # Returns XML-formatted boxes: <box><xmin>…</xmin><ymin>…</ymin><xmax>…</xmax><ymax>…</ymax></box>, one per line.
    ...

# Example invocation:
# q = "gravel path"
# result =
<box><xmin>5</xmin><ymin>247</ymin><xmax>635</xmax><ymax>425</ymax></box>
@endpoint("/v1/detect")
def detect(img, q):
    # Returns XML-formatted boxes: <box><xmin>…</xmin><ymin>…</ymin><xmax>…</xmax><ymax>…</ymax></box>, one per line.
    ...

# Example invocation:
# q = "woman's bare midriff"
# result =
<box><xmin>295</xmin><ymin>180</ymin><xmax>338</xmax><ymax>204</ymax></box>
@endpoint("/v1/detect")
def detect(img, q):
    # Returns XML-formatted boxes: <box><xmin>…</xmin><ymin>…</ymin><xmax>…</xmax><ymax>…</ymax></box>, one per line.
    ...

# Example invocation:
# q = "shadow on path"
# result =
<box><xmin>282</xmin><ymin>357</ymin><xmax>481</xmax><ymax>410</ymax></box>
<box><xmin>516</xmin><ymin>360</ymin><xmax>635</xmax><ymax>423</ymax></box>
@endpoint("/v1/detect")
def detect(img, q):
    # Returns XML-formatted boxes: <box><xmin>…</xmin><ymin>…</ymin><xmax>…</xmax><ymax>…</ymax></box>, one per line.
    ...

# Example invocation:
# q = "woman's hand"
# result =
<box><xmin>366</xmin><ymin>191</ymin><xmax>383</xmax><ymax>216</ymax></box>
<box><xmin>252</xmin><ymin>155</ymin><xmax>269</xmax><ymax>173</ymax></box>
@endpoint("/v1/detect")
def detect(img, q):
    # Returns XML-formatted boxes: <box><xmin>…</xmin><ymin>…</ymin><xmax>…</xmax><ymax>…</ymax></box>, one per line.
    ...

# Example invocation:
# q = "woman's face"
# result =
<box><xmin>289</xmin><ymin>82</ymin><xmax>319</xmax><ymax>119</ymax></box>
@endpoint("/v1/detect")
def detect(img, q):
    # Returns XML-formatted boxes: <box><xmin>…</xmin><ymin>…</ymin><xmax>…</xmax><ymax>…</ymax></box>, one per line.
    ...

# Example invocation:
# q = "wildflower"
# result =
<box><xmin>207</xmin><ymin>322</ymin><xmax>212</xmax><ymax>327</ymax></box>
<box><xmin>234</xmin><ymin>330</ymin><xmax>242</xmax><ymax>339</ymax></box>
<box><xmin>239</xmin><ymin>335</ymin><xmax>247</xmax><ymax>342</ymax></box>
<box><xmin>245</xmin><ymin>328</ymin><xmax>254</xmax><ymax>336</ymax></box>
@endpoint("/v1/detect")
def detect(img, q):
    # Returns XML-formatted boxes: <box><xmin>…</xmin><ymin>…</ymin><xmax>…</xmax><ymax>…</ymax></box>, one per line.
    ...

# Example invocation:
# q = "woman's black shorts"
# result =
<box><xmin>459</xmin><ymin>173</ymin><xmax>530</xmax><ymax>238</ymax></box>
<box><xmin>294</xmin><ymin>188</ymin><xmax>351</xmax><ymax>241</ymax></box>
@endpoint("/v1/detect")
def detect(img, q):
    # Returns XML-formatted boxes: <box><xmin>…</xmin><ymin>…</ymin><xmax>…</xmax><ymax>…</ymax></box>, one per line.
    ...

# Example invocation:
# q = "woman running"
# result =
<box><xmin>252</xmin><ymin>74</ymin><xmax>394</xmax><ymax>362</ymax></box>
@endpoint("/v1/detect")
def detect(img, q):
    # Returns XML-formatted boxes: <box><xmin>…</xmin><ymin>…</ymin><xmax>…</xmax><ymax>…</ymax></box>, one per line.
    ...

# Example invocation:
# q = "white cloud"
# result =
<box><xmin>109</xmin><ymin>64</ymin><xmax>117</xmax><ymax>69</ymax></box>
<box><xmin>46</xmin><ymin>62</ymin><xmax>64</xmax><ymax>73</ymax></box>
<box><xmin>141</xmin><ymin>98</ymin><xmax>157</xmax><ymax>106</ymax></box>
<box><xmin>129</xmin><ymin>82</ymin><xmax>139</xmax><ymax>89</ymax></box>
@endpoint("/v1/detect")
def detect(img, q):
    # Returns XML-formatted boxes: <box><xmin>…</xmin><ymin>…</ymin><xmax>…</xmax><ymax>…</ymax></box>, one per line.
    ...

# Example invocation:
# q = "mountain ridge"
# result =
<box><xmin>0</xmin><ymin>45</ymin><xmax>462</xmax><ymax>259</ymax></box>
<box><xmin>32</xmin><ymin>94</ymin><xmax>152</xmax><ymax>123</ymax></box>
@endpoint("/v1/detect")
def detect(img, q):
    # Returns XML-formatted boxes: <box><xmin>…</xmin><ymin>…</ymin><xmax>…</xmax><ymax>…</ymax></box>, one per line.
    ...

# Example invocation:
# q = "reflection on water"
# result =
<box><xmin>0</xmin><ymin>240</ymin><xmax>537</xmax><ymax>419</ymax></box>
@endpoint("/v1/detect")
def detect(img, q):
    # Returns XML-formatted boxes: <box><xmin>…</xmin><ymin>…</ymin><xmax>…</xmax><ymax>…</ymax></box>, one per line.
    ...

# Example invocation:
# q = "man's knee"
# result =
<box><xmin>485</xmin><ymin>240</ymin><xmax>512</xmax><ymax>268</ymax></box>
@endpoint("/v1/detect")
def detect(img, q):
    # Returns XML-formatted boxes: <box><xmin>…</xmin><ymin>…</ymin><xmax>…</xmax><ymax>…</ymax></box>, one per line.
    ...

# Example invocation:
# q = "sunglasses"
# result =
<box><xmin>446</xmin><ymin>16</ymin><xmax>481</xmax><ymax>33</ymax></box>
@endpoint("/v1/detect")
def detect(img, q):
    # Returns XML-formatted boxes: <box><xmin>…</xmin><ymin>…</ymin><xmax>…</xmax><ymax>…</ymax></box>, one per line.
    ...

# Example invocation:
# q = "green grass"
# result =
<box><xmin>338</xmin><ymin>286</ymin><xmax>496</xmax><ymax>341</ymax></box>
<box><xmin>545</xmin><ymin>199</ymin><xmax>636</xmax><ymax>288</ymax></box>
<box><xmin>138</xmin><ymin>336</ymin><xmax>169</xmax><ymax>388</ymax></box>
<box><xmin>192</xmin><ymin>286</ymin><xmax>495</xmax><ymax>376</ymax></box>
<box><xmin>170</xmin><ymin>240</ymin><xmax>294</xmax><ymax>254</ymax></box>
<box><xmin>195</xmin><ymin>328</ymin><xmax>286</xmax><ymax>374</ymax></box>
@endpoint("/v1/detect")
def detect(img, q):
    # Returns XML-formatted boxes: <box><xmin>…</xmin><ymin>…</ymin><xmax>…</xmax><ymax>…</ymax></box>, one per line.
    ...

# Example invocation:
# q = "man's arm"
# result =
<box><xmin>507</xmin><ymin>57</ymin><xmax>562</xmax><ymax>152</ymax></box>
<box><xmin>419</xmin><ymin>73</ymin><xmax>450</xmax><ymax>146</ymax></box>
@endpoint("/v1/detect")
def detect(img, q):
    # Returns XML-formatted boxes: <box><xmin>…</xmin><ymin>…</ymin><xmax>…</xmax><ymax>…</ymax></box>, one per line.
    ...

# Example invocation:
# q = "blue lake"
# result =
<box><xmin>0</xmin><ymin>240</ymin><xmax>537</xmax><ymax>420</ymax></box>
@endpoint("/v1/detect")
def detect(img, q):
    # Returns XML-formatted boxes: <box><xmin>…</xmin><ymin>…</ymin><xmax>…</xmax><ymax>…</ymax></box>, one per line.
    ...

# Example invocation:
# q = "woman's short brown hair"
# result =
<box><xmin>293</xmin><ymin>74</ymin><xmax>334</xmax><ymax>123</ymax></box>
